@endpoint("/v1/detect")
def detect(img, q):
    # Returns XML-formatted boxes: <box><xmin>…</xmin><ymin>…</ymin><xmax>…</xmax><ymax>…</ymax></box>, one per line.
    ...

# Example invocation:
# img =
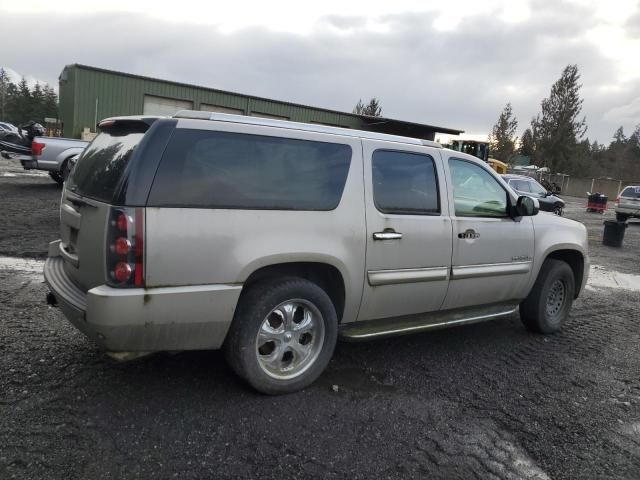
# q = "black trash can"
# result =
<box><xmin>603</xmin><ymin>220</ymin><xmax>627</xmax><ymax>247</ymax></box>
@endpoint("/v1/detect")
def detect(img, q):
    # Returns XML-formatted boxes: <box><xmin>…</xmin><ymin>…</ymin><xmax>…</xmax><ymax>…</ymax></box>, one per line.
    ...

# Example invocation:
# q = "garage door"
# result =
<box><xmin>200</xmin><ymin>104</ymin><xmax>244</xmax><ymax>115</ymax></box>
<box><xmin>143</xmin><ymin>95</ymin><xmax>193</xmax><ymax>116</ymax></box>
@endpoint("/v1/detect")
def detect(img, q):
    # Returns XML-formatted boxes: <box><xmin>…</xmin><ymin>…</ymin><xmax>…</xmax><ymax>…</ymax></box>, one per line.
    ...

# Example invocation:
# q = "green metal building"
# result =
<box><xmin>59</xmin><ymin>64</ymin><xmax>463</xmax><ymax>140</ymax></box>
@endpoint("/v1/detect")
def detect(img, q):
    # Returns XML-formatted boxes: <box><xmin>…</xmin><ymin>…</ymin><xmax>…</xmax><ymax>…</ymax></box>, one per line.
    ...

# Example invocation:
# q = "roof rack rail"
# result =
<box><xmin>173</xmin><ymin>110</ymin><xmax>442</xmax><ymax>148</ymax></box>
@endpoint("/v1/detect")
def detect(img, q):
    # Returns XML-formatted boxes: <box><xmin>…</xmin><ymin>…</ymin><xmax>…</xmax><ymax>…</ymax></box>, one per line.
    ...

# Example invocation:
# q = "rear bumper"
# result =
<box><xmin>615</xmin><ymin>206</ymin><xmax>640</xmax><ymax>217</ymax></box>
<box><xmin>44</xmin><ymin>251</ymin><xmax>242</xmax><ymax>352</ymax></box>
<box><xmin>20</xmin><ymin>157</ymin><xmax>38</xmax><ymax>170</ymax></box>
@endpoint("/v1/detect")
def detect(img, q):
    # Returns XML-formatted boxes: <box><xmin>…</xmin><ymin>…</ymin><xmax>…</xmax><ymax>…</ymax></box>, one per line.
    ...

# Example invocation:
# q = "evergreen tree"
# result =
<box><xmin>488</xmin><ymin>102</ymin><xmax>518</xmax><ymax>162</ymax></box>
<box><xmin>519</xmin><ymin>128</ymin><xmax>535</xmax><ymax>157</ymax></box>
<box><xmin>353</xmin><ymin>97</ymin><xmax>382</xmax><ymax>117</ymax></box>
<box><xmin>530</xmin><ymin>64</ymin><xmax>586</xmax><ymax>173</ymax></box>
<box><xmin>31</xmin><ymin>83</ymin><xmax>45</xmax><ymax>122</ymax></box>
<box><xmin>14</xmin><ymin>77</ymin><xmax>33</xmax><ymax>125</ymax></box>
<box><xmin>42</xmin><ymin>85</ymin><xmax>59</xmax><ymax>120</ymax></box>
<box><xmin>0</xmin><ymin>71</ymin><xmax>59</xmax><ymax>130</ymax></box>
<box><xmin>612</xmin><ymin>126</ymin><xmax>627</xmax><ymax>145</ymax></box>
<box><xmin>0</xmin><ymin>68</ymin><xmax>10</xmax><ymax>120</ymax></box>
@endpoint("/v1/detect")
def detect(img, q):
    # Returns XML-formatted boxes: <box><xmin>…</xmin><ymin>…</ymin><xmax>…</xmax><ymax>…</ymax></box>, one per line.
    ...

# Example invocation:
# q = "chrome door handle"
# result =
<box><xmin>373</xmin><ymin>231</ymin><xmax>403</xmax><ymax>240</ymax></box>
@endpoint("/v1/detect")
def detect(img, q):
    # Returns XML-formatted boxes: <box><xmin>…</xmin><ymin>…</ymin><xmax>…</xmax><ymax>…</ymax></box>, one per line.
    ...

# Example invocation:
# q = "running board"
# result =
<box><xmin>339</xmin><ymin>303</ymin><xmax>518</xmax><ymax>341</ymax></box>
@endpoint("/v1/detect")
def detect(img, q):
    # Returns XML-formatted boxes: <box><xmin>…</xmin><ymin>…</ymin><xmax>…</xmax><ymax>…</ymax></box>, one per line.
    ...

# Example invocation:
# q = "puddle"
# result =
<box><xmin>0</xmin><ymin>256</ymin><xmax>44</xmax><ymax>281</ymax></box>
<box><xmin>587</xmin><ymin>265</ymin><xmax>640</xmax><ymax>292</ymax></box>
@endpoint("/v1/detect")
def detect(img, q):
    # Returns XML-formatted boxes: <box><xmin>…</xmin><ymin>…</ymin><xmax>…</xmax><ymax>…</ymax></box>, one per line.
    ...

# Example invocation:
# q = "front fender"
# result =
<box><xmin>530</xmin><ymin>214</ymin><xmax>589</xmax><ymax>296</ymax></box>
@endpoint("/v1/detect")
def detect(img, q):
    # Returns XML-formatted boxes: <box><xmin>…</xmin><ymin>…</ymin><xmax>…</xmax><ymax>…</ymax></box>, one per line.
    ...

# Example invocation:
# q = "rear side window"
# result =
<box><xmin>372</xmin><ymin>150</ymin><xmax>439</xmax><ymax>215</ymax></box>
<box><xmin>147</xmin><ymin>129</ymin><xmax>352</xmax><ymax>210</ymax></box>
<box><xmin>68</xmin><ymin>123</ymin><xmax>147</xmax><ymax>202</ymax></box>
<box><xmin>621</xmin><ymin>186</ymin><xmax>640</xmax><ymax>198</ymax></box>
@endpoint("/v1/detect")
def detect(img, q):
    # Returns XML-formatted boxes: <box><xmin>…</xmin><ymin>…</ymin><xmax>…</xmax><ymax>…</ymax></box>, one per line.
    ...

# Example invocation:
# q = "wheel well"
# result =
<box><xmin>62</xmin><ymin>154</ymin><xmax>75</xmax><ymax>169</ymax></box>
<box><xmin>243</xmin><ymin>262</ymin><xmax>346</xmax><ymax>322</ymax></box>
<box><xmin>546</xmin><ymin>250</ymin><xmax>584</xmax><ymax>298</ymax></box>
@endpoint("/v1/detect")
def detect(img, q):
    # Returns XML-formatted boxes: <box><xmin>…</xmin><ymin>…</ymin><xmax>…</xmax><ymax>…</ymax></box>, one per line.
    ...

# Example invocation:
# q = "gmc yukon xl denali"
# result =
<box><xmin>44</xmin><ymin>112</ymin><xmax>589</xmax><ymax>394</ymax></box>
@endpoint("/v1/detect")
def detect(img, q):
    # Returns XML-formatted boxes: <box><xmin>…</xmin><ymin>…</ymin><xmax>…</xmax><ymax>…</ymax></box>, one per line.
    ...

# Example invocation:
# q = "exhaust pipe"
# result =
<box><xmin>46</xmin><ymin>292</ymin><xmax>58</xmax><ymax>306</ymax></box>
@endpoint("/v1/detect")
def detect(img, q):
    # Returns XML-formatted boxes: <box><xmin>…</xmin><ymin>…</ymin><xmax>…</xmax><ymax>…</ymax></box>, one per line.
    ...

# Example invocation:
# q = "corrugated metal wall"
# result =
<box><xmin>60</xmin><ymin>65</ymin><xmax>362</xmax><ymax>138</ymax></box>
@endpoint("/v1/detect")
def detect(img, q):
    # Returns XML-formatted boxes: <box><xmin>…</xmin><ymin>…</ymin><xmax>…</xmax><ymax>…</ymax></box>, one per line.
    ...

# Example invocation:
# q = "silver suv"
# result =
<box><xmin>615</xmin><ymin>185</ymin><xmax>640</xmax><ymax>221</ymax></box>
<box><xmin>45</xmin><ymin>112</ymin><xmax>589</xmax><ymax>394</ymax></box>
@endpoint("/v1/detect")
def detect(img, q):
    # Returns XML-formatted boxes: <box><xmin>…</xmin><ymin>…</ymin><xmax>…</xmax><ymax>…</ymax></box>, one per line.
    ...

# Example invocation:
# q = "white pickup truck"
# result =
<box><xmin>20</xmin><ymin>136</ymin><xmax>88</xmax><ymax>184</ymax></box>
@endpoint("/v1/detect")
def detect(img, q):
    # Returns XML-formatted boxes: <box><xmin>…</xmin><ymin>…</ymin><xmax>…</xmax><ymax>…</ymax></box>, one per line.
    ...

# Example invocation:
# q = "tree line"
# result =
<box><xmin>489</xmin><ymin>64</ymin><xmax>640</xmax><ymax>181</ymax></box>
<box><xmin>0</xmin><ymin>68</ymin><xmax>59</xmax><ymax>127</ymax></box>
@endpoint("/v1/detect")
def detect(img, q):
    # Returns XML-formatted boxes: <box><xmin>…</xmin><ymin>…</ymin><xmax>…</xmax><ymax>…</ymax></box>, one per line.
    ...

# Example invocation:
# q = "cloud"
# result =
<box><xmin>0</xmin><ymin>3</ymin><xmax>636</xmax><ymax>142</ymax></box>
<box><xmin>625</xmin><ymin>9</ymin><xmax>640</xmax><ymax>36</ymax></box>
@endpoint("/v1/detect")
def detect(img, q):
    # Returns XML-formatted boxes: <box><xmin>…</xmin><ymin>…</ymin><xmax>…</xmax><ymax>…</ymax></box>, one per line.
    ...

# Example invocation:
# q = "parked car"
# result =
<box><xmin>503</xmin><ymin>174</ymin><xmax>565</xmax><ymax>215</ymax></box>
<box><xmin>44</xmin><ymin>112</ymin><xmax>589</xmax><ymax>394</ymax></box>
<box><xmin>20</xmin><ymin>136</ymin><xmax>88</xmax><ymax>184</ymax></box>
<box><xmin>615</xmin><ymin>185</ymin><xmax>640</xmax><ymax>221</ymax></box>
<box><xmin>0</xmin><ymin>121</ymin><xmax>18</xmax><ymax>133</ymax></box>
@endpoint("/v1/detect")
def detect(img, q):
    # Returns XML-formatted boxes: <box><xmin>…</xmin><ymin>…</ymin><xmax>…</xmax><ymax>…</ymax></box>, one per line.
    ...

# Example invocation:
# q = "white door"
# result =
<box><xmin>358</xmin><ymin>140</ymin><xmax>453</xmax><ymax>321</ymax></box>
<box><xmin>442</xmin><ymin>155</ymin><xmax>534</xmax><ymax>310</ymax></box>
<box><xmin>143</xmin><ymin>95</ymin><xmax>193</xmax><ymax>116</ymax></box>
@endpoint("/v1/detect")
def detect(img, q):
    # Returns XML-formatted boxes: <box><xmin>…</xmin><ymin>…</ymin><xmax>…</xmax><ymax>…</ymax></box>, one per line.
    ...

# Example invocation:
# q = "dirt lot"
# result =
<box><xmin>1</xmin><ymin>158</ymin><xmax>639</xmax><ymax>479</ymax></box>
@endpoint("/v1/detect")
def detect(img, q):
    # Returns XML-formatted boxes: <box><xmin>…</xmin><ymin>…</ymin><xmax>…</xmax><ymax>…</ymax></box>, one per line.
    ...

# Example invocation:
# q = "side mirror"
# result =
<box><xmin>514</xmin><ymin>196</ymin><xmax>539</xmax><ymax>217</ymax></box>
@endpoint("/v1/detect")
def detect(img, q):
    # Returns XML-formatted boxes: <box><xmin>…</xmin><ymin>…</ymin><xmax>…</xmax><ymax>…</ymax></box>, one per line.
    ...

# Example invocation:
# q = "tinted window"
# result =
<box><xmin>148</xmin><ymin>129</ymin><xmax>352</xmax><ymax>210</ymax></box>
<box><xmin>621</xmin><ymin>186</ymin><xmax>640</xmax><ymax>198</ymax></box>
<box><xmin>449</xmin><ymin>158</ymin><xmax>508</xmax><ymax>217</ymax></box>
<box><xmin>68</xmin><ymin>123</ymin><xmax>147</xmax><ymax>202</ymax></box>
<box><xmin>372</xmin><ymin>150</ymin><xmax>439</xmax><ymax>215</ymax></box>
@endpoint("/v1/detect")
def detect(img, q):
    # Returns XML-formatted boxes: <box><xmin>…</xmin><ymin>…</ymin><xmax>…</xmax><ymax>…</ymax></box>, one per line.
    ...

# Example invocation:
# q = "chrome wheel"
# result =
<box><xmin>546</xmin><ymin>279</ymin><xmax>566</xmax><ymax>319</ymax></box>
<box><xmin>553</xmin><ymin>206</ymin><xmax>563</xmax><ymax>216</ymax></box>
<box><xmin>256</xmin><ymin>299</ymin><xmax>325</xmax><ymax>380</ymax></box>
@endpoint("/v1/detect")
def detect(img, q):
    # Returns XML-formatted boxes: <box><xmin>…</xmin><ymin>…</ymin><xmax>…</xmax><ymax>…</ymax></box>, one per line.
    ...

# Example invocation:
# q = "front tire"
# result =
<box><xmin>223</xmin><ymin>277</ymin><xmax>338</xmax><ymax>394</ymax></box>
<box><xmin>520</xmin><ymin>259</ymin><xmax>575</xmax><ymax>334</ymax></box>
<box><xmin>552</xmin><ymin>204</ymin><xmax>563</xmax><ymax>216</ymax></box>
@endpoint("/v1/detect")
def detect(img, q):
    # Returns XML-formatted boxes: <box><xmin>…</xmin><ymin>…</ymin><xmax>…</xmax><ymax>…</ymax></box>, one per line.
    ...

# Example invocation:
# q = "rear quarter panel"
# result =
<box><xmin>144</xmin><ymin>120</ymin><xmax>366</xmax><ymax>324</ymax></box>
<box><xmin>35</xmin><ymin>137</ymin><xmax>87</xmax><ymax>171</ymax></box>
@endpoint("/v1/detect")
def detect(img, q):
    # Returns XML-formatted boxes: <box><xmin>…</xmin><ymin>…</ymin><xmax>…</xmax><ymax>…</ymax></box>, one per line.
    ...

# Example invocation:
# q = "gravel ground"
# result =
<box><xmin>1</xmin><ymin>159</ymin><xmax>639</xmax><ymax>479</ymax></box>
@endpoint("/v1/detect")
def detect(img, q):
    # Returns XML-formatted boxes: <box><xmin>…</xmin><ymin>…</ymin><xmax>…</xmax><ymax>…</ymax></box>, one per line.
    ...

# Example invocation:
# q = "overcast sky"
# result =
<box><xmin>1</xmin><ymin>0</ymin><xmax>638</xmax><ymax>142</ymax></box>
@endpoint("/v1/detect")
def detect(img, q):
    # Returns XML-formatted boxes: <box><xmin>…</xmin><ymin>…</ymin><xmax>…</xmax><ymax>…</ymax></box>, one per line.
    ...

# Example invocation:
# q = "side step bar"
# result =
<box><xmin>339</xmin><ymin>303</ymin><xmax>518</xmax><ymax>341</ymax></box>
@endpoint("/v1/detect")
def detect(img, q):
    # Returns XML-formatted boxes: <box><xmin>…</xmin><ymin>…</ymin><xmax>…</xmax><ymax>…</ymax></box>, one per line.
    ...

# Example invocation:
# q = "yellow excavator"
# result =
<box><xmin>447</xmin><ymin>139</ymin><xmax>508</xmax><ymax>174</ymax></box>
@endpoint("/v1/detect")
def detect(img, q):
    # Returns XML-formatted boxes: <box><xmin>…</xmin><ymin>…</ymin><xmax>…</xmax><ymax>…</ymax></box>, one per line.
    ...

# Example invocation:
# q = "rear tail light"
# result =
<box><xmin>107</xmin><ymin>207</ymin><xmax>144</xmax><ymax>287</ymax></box>
<box><xmin>31</xmin><ymin>140</ymin><xmax>45</xmax><ymax>156</ymax></box>
<box><xmin>615</xmin><ymin>196</ymin><xmax>620</xmax><ymax>205</ymax></box>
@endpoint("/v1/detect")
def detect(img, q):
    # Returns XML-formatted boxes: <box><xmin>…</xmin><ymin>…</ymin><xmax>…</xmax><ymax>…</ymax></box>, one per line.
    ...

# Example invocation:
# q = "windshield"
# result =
<box><xmin>529</xmin><ymin>180</ymin><xmax>548</xmax><ymax>195</ymax></box>
<box><xmin>67</xmin><ymin>124</ymin><xmax>147</xmax><ymax>202</ymax></box>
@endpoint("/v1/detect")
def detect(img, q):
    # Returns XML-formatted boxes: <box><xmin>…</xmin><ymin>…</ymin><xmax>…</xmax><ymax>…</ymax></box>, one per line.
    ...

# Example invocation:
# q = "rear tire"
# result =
<box><xmin>552</xmin><ymin>204</ymin><xmax>563</xmax><ymax>216</ymax></box>
<box><xmin>520</xmin><ymin>259</ymin><xmax>575</xmax><ymax>334</ymax></box>
<box><xmin>49</xmin><ymin>171</ymin><xmax>63</xmax><ymax>185</ymax></box>
<box><xmin>60</xmin><ymin>159</ymin><xmax>71</xmax><ymax>182</ymax></box>
<box><xmin>49</xmin><ymin>159</ymin><xmax>71</xmax><ymax>185</ymax></box>
<box><xmin>616</xmin><ymin>213</ymin><xmax>628</xmax><ymax>222</ymax></box>
<box><xmin>223</xmin><ymin>277</ymin><xmax>338</xmax><ymax>394</ymax></box>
